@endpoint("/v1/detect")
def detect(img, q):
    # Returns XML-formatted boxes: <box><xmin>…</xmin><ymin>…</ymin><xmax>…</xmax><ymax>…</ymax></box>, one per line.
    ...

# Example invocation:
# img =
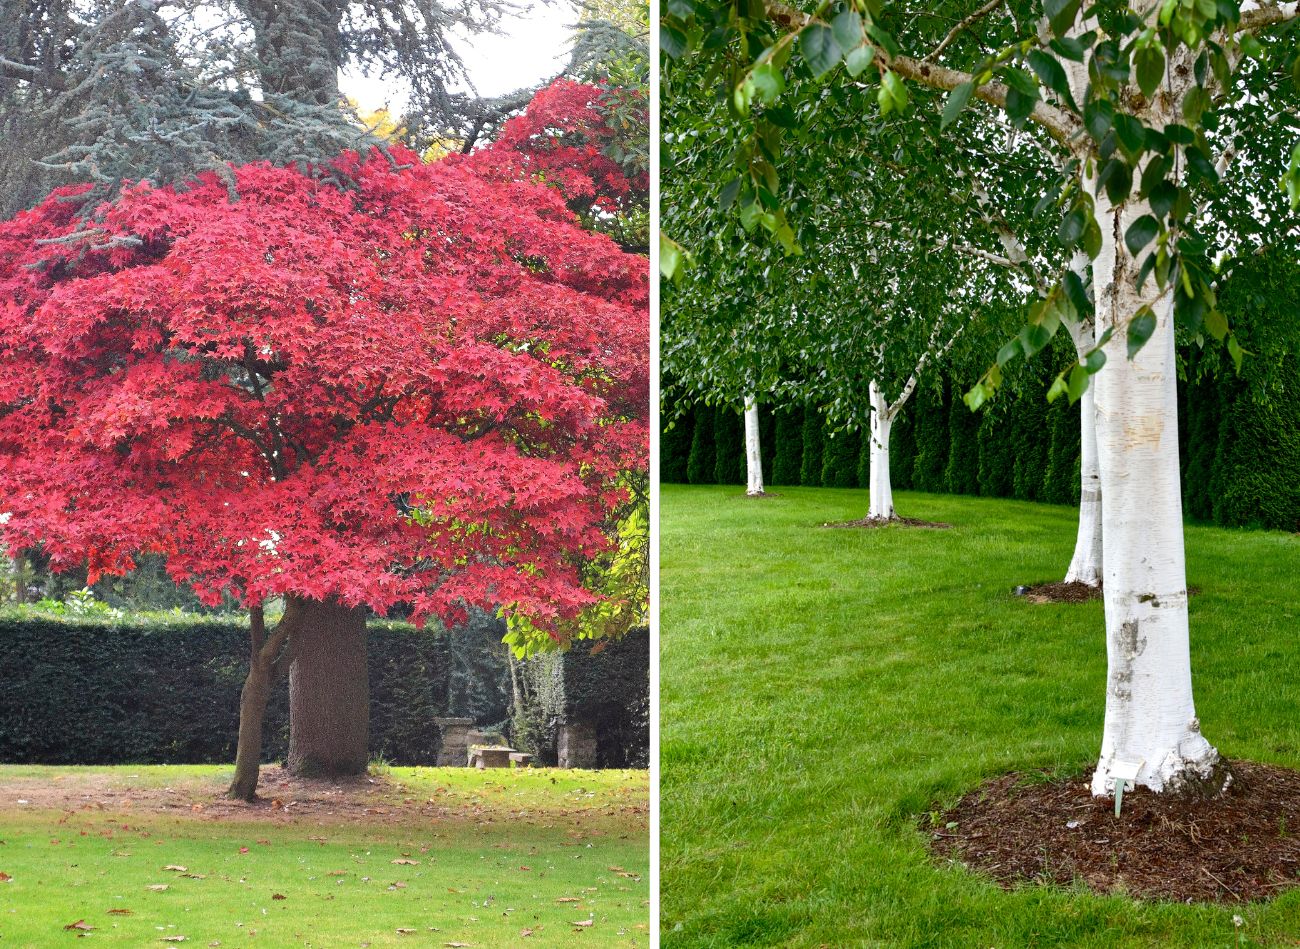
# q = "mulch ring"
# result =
<box><xmin>929</xmin><ymin>761</ymin><xmax>1300</xmax><ymax>903</ymax></box>
<box><xmin>1013</xmin><ymin>582</ymin><xmax>1203</xmax><ymax>604</ymax></box>
<box><xmin>822</xmin><ymin>516</ymin><xmax>951</xmax><ymax>530</ymax></box>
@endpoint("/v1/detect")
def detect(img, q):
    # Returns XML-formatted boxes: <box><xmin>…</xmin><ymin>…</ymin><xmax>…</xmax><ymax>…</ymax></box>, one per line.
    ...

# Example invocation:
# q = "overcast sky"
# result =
<box><xmin>339</xmin><ymin>0</ymin><xmax>575</xmax><ymax>112</ymax></box>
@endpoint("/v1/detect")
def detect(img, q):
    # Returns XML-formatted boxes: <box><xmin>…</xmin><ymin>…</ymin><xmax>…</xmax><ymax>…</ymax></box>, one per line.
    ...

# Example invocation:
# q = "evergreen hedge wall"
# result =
<box><xmin>663</xmin><ymin>354</ymin><xmax>1300</xmax><ymax>532</ymax></box>
<box><xmin>0</xmin><ymin>613</ymin><xmax>514</xmax><ymax>766</ymax></box>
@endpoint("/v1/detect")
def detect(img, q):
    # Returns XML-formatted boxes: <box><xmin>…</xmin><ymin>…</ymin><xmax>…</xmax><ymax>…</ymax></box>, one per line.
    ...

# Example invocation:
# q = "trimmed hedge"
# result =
<box><xmin>0</xmin><ymin>612</ymin><xmax>514</xmax><ymax>766</ymax></box>
<box><xmin>662</xmin><ymin>363</ymin><xmax>1300</xmax><ymax>531</ymax></box>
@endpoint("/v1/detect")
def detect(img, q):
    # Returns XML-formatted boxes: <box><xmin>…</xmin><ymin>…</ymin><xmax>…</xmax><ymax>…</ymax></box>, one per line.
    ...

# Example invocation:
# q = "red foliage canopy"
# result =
<box><xmin>465</xmin><ymin>79</ymin><xmax>648</xmax><ymax>217</ymax></box>
<box><xmin>0</xmin><ymin>142</ymin><xmax>648</xmax><ymax>631</ymax></box>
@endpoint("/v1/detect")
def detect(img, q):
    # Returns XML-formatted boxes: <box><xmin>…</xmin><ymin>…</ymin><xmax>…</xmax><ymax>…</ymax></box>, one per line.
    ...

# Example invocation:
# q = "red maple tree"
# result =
<box><xmin>465</xmin><ymin>78</ymin><xmax>648</xmax><ymax>219</ymax></box>
<box><xmin>0</xmin><ymin>146</ymin><xmax>648</xmax><ymax>631</ymax></box>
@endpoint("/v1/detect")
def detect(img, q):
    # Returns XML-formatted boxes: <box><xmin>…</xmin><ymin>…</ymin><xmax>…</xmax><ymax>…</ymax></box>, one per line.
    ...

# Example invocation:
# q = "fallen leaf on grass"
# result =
<box><xmin>106</xmin><ymin>909</ymin><xmax>133</xmax><ymax>916</ymax></box>
<box><xmin>554</xmin><ymin>897</ymin><xmax>580</xmax><ymax>903</ymax></box>
<box><xmin>571</xmin><ymin>920</ymin><xmax>593</xmax><ymax>928</ymax></box>
<box><xmin>238</xmin><ymin>847</ymin><xmax>249</xmax><ymax>854</ymax></box>
<box><xmin>180</xmin><ymin>873</ymin><xmax>206</xmax><ymax>879</ymax></box>
<box><xmin>518</xmin><ymin>866</ymin><xmax>531</xmax><ymax>871</ymax></box>
<box><xmin>0</xmin><ymin>871</ymin><xmax>10</xmax><ymax>882</ymax></box>
<box><xmin>326</xmin><ymin>870</ymin><xmax>347</xmax><ymax>876</ymax></box>
<box><xmin>163</xmin><ymin>865</ymin><xmax>187</xmax><ymax>872</ymax></box>
<box><xmin>520</xmin><ymin>928</ymin><xmax>538</xmax><ymax>937</ymax></box>
<box><xmin>394</xmin><ymin>929</ymin><xmax>416</xmax><ymax>935</ymax></box>
<box><xmin>443</xmin><ymin>943</ymin><xmax>470</xmax><ymax>947</ymax></box>
<box><xmin>64</xmin><ymin>920</ymin><xmax>94</xmax><ymax>932</ymax></box>
<box><xmin>160</xmin><ymin>937</ymin><xmax>187</xmax><ymax>942</ymax></box>
<box><xmin>391</xmin><ymin>859</ymin><xmax>419</xmax><ymax>865</ymax></box>
<box><xmin>146</xmin><ymin>884</ymin><xmax>169</xmax><ymax>892</ymax></box>
<box><xmin>271</xmin><ymin>894</ymin><xmax>286</xmax><ymax>900</ymax></box>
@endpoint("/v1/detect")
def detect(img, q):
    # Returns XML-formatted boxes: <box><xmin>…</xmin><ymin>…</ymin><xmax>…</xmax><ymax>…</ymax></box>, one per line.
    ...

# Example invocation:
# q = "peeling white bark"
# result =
<box><xmin>867</xmin><ymin>381</ymin><xmax>894</xmax><ymax>520</ymax></box>
<box><xmin>1064</xmin><ymin>255</ymin><xmax>1102</xmax><ymax>588</ymax></box>
<box><xmin>743</xmin><ymin>395</ymin><xmax>764</xmax><ymax>496</ymax></box>
<box><xmin>1088</xmin><ymin>170</ymin><xmax>1220</xmax><ymax>797</ymax></box>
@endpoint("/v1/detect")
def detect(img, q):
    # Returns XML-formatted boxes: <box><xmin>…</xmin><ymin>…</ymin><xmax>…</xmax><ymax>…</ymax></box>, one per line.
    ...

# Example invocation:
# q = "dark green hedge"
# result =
<box><xmin>663</xmin><ymin>355</ymin><xmax>1300</xmax><ymax>532</ymax></box>
<box><xmin>0</xmin><ymin>613</ymin><xmax>513</xmax><ymax>766</ymax></box>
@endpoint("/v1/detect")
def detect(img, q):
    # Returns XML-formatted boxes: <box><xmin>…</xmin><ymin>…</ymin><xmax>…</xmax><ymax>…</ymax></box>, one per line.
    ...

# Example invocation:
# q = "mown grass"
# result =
<box><xmin>0</xmin><ymin>766</ymin><xmax>648</xmax><ymax>947</ymax></box>
<box><xmin>659</xmin><ymin>485</ymin><xmax>1300</xmax><ymax>948</ymax></box>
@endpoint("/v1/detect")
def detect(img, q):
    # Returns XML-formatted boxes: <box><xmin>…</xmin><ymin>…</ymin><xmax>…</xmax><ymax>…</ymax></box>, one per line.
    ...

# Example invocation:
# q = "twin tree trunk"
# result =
<box><xmin>228</xmin><ymin>597</ymin><xmax>369</xmax><ymax>801</ymax></box>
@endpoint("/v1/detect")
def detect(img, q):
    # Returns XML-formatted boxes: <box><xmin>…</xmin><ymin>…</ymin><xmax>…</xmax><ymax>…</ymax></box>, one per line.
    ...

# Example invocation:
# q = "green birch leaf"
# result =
<box><xmin>844</xmin><ymin>44</ymin><xmax>875</xmax><ymax>77</ymax></box>
<box><xmin>1044</xmin><ymin>0</ymin><xmax>1082</xmax><ymax>37</ymax></box>
<box><xmin>1135</xmin><ymin>45</ymin><xmax>1165</xmax><ymax>99</ymax></box>
<box><xmin>1126</xmin><ymin>306</ymin><xmax>1157</xmax><ymax>359</ymax></box>
<box><xmin>940</xmin><ymin>81</ymin><xmax>976</xmax><ymax>130</ymax></box>
<box><xmin>800</xmin><ymin>25</ymin><xmax>843</xmax><ymax>79</ymax></box>
<box><xmin>1125</xmin><ymin>214</ymin><xmax>1159</xmax><ymax>255</ymax></box>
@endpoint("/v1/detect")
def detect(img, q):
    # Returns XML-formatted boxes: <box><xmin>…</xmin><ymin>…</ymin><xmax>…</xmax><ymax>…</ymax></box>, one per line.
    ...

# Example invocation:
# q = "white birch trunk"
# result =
<box><xmin>1064</xmin><ymin>275</ymin><xmax>1102</xmax><ymax>587</ymax></box>
<box><xmin>867</xmin><ymin>381</ymin><xmax>894</xmax><ymax>520</ymax></box>
<box><xmin>743</xmin><ymin>395</ymin><xmax>764</xmax><ymax>496</ymax></box>
<box><xmin>1088</xmin><ymin>181</ymin><xmax>1220</xmax><ymax>797</ymax></box>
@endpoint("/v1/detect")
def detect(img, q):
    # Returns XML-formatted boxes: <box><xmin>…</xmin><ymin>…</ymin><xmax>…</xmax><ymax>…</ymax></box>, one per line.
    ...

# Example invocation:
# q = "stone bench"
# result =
<box><xmin>468</xmin><ymin>746</ymin><xmax>513</xmax><ymax>769</ymax></box>
<box><xmin>509</xmin><ymin>752</ymin><xmax>534</xmax><ymax>768</ymax></box>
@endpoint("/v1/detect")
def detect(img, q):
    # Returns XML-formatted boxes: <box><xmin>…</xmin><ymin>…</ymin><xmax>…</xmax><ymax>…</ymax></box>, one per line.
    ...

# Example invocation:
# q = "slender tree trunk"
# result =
<box><xmin>12</xmin><ymin>552</ymin><xmax>26</xmax><ymax>604</ymax></box>
<box><xmin>230</xmin><ymin>599</ymin><xmax>301</xmax><ymax>801</ymax></box>
<box><xmin>1065</xmin><ymin>306</ymin><xmax>1102</xmax><ymax>587</ymax></box>
<box><xmin>867</xmin><ymin>381</ymin><xmax>895</xmax><ymax>520</ymax></box>
<box><xmin>1088</xmin><ymin>176</ymin><xmax>1221</xmax><ymax>797</ymax></box>
<box><xmin>743</xmin><ymin>395</ymin><xmax>764</xmax><ymax>496</ymax></box>
<box><xmin>287</xmin><ymin>598</ymin><xmax>370</xmax><ymax>777</ymax></box>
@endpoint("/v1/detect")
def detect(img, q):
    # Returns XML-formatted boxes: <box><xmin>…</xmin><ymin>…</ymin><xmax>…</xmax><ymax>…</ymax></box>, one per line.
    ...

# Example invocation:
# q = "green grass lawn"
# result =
<box><xmin>0</xmin><ymin>765</ymin><xmax>648</xmax><ymax>947</ymax></box>
<box><xmin>660</xmin><ymin>485</ymin><xmax>1300</xmax><ymax>948</ymax></box>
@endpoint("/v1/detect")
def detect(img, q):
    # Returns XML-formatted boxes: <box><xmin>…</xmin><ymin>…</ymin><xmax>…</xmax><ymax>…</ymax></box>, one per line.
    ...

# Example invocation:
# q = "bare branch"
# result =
<box><xmin>924</xmin><ymin>0</ymin><xmax>1006</xmax><ymax>63</ymax></box>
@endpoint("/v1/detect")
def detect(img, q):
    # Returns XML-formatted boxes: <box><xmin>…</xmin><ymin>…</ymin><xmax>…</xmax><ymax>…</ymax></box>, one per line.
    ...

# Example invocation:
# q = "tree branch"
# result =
<box><xmin>763</xmin><ymin>0</ymin><xmax>1082</xmax><ymax>144</ymax></box>
<box><xmin>1238</xmin><ymin>2</ymin><xmax>1299</xmax><ymax>31</ymax></box>
<box><xmin>923</xmin><ymin>0</ymin><xmax>1006</xmax><ymax>63</ymax></box>
<box><xmin>0</xmin><ymin>56</ymin><xmax>66</xmax><ymax>91</ymax></box>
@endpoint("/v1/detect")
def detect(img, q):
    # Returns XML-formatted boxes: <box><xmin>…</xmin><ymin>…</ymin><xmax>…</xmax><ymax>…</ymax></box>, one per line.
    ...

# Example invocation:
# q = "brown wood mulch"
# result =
<box><xmin>929</xmin><ymin>761</ymin><xmax>1300</xmax><ymax>903</ymax></box>
<box><xmin>1015</xmin><ymin>581</ymin><xmax>1103</xmax><ymax>603</ymax></box>
<box><xmin>1014</xmin><ymin>582</ymin><xmax>1203</xmax><ymax>604</ymax></box>
<box><xmin>821</xmin><ymin>516</ymin><xmax>952</xmax><ymax>529</ymax></box>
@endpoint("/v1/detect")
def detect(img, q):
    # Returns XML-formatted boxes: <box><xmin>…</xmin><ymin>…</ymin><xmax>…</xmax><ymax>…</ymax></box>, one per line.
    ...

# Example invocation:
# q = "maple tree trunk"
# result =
<box><xmin>287</xmin><ymin>598</ymin><xmax>370</xmax><ymax>777</ymax></box>
<box><xmin>229</xmin><ymin>599</ymin><xmax>300</xmax><ymax>801</ymax></box>
<box><xmin>230</xmin><ymin>658</ymin><xmax>274</xmax><ymax>801</ymax></box>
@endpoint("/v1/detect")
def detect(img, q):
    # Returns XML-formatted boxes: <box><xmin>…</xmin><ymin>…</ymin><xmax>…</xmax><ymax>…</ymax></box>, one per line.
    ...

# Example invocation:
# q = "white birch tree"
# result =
<box><xmin>663</xmin><ymin>0</ymin><xmax>1300</xmax><ymax>796</ymax></box>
